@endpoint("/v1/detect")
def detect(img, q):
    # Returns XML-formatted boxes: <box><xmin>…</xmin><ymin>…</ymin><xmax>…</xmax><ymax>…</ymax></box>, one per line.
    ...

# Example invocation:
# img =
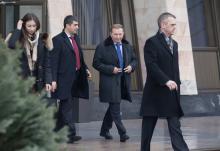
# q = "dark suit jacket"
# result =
<box><xmin>140</xmin><ymin>32</ymin><xmax>184</xmax><ymax>117</ymax></box>
<box><xmin>51</xmin><ymin>32</ymin><xmax>89</xmax><ymax>100</ymax></box>
<box><xmin>93</xmin><ymin>36</ymin><xmax>137</xmax><ymax>103</ymax></box>
<box><xmin>7</xmin><ymin>29</ymin><xmax>52</xmax><ymax>92</ymax></box>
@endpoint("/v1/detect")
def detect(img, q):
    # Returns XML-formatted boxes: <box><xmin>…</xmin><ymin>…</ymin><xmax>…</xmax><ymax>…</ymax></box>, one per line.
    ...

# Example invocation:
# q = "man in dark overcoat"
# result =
<box><xmin>140</xmin><ymin>12</ymin><xmax>189</xmax><ymax>151</ymax></box>
<box><xmin>51</xmin><ymin>15</ymin><xmax>91</xmax><ymax>143</ymax></box>
<box><xmin>93</xmin><ymin>24</ymin><xmax>137</xmax><ymax>142</ymax></box>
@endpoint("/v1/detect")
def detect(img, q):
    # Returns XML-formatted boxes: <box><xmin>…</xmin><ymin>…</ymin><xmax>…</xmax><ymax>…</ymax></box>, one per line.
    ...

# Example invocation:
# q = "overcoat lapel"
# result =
<box><xmin>157</xmin><ymin>32</ymin><xmax>173</xmax><ymax>56</ymax></box>
<box><xmin>173</xmin><ymin>43</ymin><xmax>177</xmax><ymax>55</ymax></box>
<box><xmin>111</xmin><ymin>45</ymin><xmax>120</xmax><ymax>67</ymax></box>
<box><xmin>104</xmin><ymin>36</ymin><xmax>130</xmax><ymax>68</ymax></box>
<box><xmin>61</xmin><ymin>32</ymin><xmax>75</xmax><ymax>55</ymax></box>
<box><xmin>122</xmin><ymin>44</ymin><xmax>128</xmax><ymax>66</ymax></box>
<box><xmin>74</xmin><ymin>35</ymin><xmax>83</xmax><ymax>59</ymax></box>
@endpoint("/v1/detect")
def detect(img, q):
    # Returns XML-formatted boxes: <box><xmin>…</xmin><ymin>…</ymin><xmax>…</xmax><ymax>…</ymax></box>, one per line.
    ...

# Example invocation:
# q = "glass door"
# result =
<box><xmin>0</xmin><ymin>0</ymin><xmax>46</xmax><ymax>38</ymax></box>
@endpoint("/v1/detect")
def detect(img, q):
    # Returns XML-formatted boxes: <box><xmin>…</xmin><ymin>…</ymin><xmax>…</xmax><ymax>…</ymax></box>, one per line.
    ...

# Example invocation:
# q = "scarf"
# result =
<box><xmin>24</xmin><ymin>31</ymin><xmax>39</xmax><ymax>73</ymax></box>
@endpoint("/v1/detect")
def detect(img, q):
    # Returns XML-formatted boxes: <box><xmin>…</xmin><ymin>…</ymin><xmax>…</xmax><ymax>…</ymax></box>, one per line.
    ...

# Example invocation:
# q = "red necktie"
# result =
<box><xmin>70</xmin><ymin>36</ymin><xmax>81</xmax><ymax>70</ymax></box>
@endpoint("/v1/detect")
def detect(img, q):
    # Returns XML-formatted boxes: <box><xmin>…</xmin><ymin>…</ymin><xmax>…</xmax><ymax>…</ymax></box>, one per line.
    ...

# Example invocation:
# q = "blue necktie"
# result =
<box><xmin>115</xmin><ymin>43</ymin><xmax>123</xmax><ymax>69</ymax></box>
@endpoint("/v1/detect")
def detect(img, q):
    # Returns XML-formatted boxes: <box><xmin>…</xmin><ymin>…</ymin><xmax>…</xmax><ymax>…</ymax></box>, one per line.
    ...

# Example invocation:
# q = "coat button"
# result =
<box><xmin>39</xmin><ymin>66</ymin><xmax>42</xmax><ymax>69</ymax></box>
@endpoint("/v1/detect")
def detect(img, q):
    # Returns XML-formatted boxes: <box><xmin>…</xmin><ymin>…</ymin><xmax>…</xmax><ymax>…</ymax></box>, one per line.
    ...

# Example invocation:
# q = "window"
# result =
<box><xmin>187</xmin><ymin>0</ymin><xmax>220</xmax><ymax>90</ymax></box>
<box><xmin>187</xmin><ymin>0</ymin><xmax>217</xmax><ymax>47</ymax></box>
<box><xmin>72</xmin><ymin>0</ymin><xmax>109</xmax><ymax>45</ymax></box>
<box><xmin>0</xmin><ymin>0</ymin><xmax>46</xmax><ymax>37</ymax></box>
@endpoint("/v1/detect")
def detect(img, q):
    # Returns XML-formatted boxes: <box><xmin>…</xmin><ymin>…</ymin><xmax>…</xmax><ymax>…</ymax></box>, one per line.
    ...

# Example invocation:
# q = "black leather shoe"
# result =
<box><xmin>120</xmin><ymin>134</ymin><xmax>129</xmax><ymax>142</ymax></box>
<box><xmin>67</xmin><ymin>135</ymin><xmax>82</xmax><ymax>143</ymax></box>
<box><xmin>100</xmin><ymin>132</ymin><xmax>113</xmax><ymax>139</ymax></box>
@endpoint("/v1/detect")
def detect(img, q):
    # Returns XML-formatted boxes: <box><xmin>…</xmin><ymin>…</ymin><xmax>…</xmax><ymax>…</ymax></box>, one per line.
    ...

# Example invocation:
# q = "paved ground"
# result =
<box><xmin>61</xmin><ymin>116</ymin><xmax>220</xmax><ymax>151</ymax></box>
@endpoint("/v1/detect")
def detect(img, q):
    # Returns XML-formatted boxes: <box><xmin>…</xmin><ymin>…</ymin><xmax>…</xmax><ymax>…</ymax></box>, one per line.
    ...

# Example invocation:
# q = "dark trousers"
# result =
<box><xmin>141</xmin><ymin>116</ymin><xmax>189</xmax><ymax>151</ymax></box>
<box><xmin>54</xmin><ymin>98</ymin><xmax>76</xmax><ymax>139</ymax></box>
<box><xmin>54</xmin><ymin>71</ymin><xmax>80</xmax><ymax>139</ymax></box>
<box><xmin>101</xmin><ymin>103</ymin><xmax>126</xmax><ymax>136</ymax></box>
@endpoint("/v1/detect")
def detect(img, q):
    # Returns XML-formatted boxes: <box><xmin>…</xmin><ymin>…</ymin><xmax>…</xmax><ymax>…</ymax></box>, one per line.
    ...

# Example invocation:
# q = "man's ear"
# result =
<box><xmin>161</xmin><ymin>20</ymin><xmax>168</xmax><ymax>29</ymax></box>
<box><xmin>160</xmin><ymin>22</ymin><xmax>165</xmax><ymax>29</ymax></box>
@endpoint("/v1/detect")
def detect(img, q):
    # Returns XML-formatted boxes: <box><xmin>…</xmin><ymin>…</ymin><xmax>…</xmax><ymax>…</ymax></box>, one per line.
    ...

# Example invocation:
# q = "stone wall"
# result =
<box><xmin>133</xmin><ymin>0</ymin><xmax>198</xmax><ymax>95</ymax></box>
<box><xmin>47</xmin><ymin>0</ymin><xmax>73</xmax><ymax>37</ymax></box>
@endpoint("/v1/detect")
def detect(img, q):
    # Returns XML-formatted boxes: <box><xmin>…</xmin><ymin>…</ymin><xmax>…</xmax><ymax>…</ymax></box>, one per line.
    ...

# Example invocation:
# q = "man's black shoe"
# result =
<box><xmin>67</xmin><ymin>135</ymin><xmax>82</xmax><ymax>143</ymax></box>
<box><xmin>120</xmin><ymin>134</ymin><xmax>129</xmax><ymax>142</ymax></box>
<box><xmin>100</xmin><ymin>132</ymin><xmax>113</xmax><ymax>140</ymax></box>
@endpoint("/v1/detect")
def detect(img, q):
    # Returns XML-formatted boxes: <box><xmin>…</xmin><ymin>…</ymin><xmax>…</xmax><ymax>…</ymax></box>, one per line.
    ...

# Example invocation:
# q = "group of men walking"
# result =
<box><xmin>7</xmin><ymin>11</ymin><xmax>189</xmax><ymax>151</ymax></box>
<box><xmin>52</xmin><ymin>13</ymin><xmax>189</xmax><ymax>151</ymax></box>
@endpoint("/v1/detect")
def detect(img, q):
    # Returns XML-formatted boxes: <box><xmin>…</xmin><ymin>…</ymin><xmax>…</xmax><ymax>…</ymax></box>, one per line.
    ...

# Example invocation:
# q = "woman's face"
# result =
<box><xmin>25</xmin><ymin>20</ymin><xmax>37</xmax><ymax>36</ymax></box>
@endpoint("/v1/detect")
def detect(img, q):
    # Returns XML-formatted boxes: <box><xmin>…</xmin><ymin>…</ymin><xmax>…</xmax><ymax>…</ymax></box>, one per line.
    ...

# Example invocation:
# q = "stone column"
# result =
<box><xmin>133</xmin><ymin>0</ymin><xmax>197</xmax><ymax>95</ymax></box>
<box><xmin>47</xmin><ymin>0</ymin><xmax>73</xmax><ymax>37</ymax></box>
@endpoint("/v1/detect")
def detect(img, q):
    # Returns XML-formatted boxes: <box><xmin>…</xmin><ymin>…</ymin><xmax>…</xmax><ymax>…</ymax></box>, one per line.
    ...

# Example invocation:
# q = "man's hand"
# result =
<box><xmin>113</xmin><ymin>67</ymin><xmax>122</xmax><ymax>74</ymax></box>
<box><xmin>51</xmin><ymin>81</ymin><xmax>57</xmax><ymax>92</ymax></box>
<box><xmin>45</xmin><ymin>84</ymin><xmax>51</xmax><ymax>91</ymax></box>
<box><xmin>17</xmin><ymin>20</ymin><xmax>23</xmax><ymax>30</ymax></box>
<box><xmin>124</xmin><ymin>65</ymin><xmax>132</xmax><ymax>73</ymax></box>
<box><xmin>165</xmin><ymin>80</ymin><xmax>178</xmax><ymax>91</ymax></box>
<box><xmin>86</xmin><ymin>69</ymin><xmax>92</xmax><ymax>78</ymax></box>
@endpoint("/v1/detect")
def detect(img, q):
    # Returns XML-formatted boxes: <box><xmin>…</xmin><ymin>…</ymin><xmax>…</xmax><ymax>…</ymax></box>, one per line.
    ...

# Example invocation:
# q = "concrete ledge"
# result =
<box><xmin>75</xmin><ymin>91</ymin><xmax>220</xmax><ymax>122</ymax></box>
<box><xmin>191</xmin><ymin>149</ymin><xmax>220</xmax><ymax>151</ymax></box>
<box><xmin>181</xmin><ymin>92</ymin><xmax>220</xmax><ymax>117</ymax></box>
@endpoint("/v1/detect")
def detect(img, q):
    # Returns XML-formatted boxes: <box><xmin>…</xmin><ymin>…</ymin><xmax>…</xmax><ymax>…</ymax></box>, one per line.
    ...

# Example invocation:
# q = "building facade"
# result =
<box><xmin>1</xmin><ymin>0</ymin><xmax>220</xmax><ymax>120</ymax></box>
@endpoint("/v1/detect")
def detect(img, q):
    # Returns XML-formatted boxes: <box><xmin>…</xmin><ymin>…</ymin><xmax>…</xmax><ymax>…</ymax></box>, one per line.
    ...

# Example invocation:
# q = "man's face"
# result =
<box><xmin>161</xmin><ymin>17</ymin><xmax>176</xmax><ymax>36</ymax></box>
<box><xmin>66</xmin><ymin>21</ymin><xmax>79</xmax><ymax>35</ymax></box>
<box><xmin>110</xmin><ymin>28</ymin><xmax>124</xmax><ymax>43</ymax></box>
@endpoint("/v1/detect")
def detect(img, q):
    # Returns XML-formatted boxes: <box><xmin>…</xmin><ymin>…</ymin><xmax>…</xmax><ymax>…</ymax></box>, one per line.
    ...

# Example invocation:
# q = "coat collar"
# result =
<box><xmin>61</xmin><ymin>31</ymin><xmax>78</xmax><ymax>40</ymax></box>
<box><xmin>103</xmin><ymin>36</ymin><xmax>131</xmax><ymax>67</ymax></box>
<box><xmin>60</xmin><ymin>32</ymin><xmax>73</xmax><ymax>51</ymax></box>
<box><xmin>156</xmin><ymin>31</ymin><xmax>174</xmax><ymax>56</ymax></box>
<box><xmin>60</xmin><ymin>31</ymin><xmax>83</xmax><ymax>57</ymax></box>
<box><xmin>104</xmin><ymin>36</ymin><xmax>129</xmax><ymax>46</ymax></box>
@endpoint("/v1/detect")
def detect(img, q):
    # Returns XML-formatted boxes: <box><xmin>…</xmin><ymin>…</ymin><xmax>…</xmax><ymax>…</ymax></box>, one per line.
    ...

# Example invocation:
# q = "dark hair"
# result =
<box><xmin>22</xmin><ymin>13</ymin><xmax>40</xmax><ymax>31</ymax></box>
<box><xmin>157</xmin><ymin>12</ymin><xmax>176</xmax><ymax>28</ymax></box>
<box><xmin>63</xmin><ymin>15</ymin><xmax>78</xmax><ymax>28</ymax></box>
<box><xmin>19</xmin><ymin>13</ymin><xmax>40</xmax><ymax>46</ymax></box>
<box><xmin>110</xmin><ymin>24</ymin><xmax>124</xmax><ymax>32</ymax></box>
